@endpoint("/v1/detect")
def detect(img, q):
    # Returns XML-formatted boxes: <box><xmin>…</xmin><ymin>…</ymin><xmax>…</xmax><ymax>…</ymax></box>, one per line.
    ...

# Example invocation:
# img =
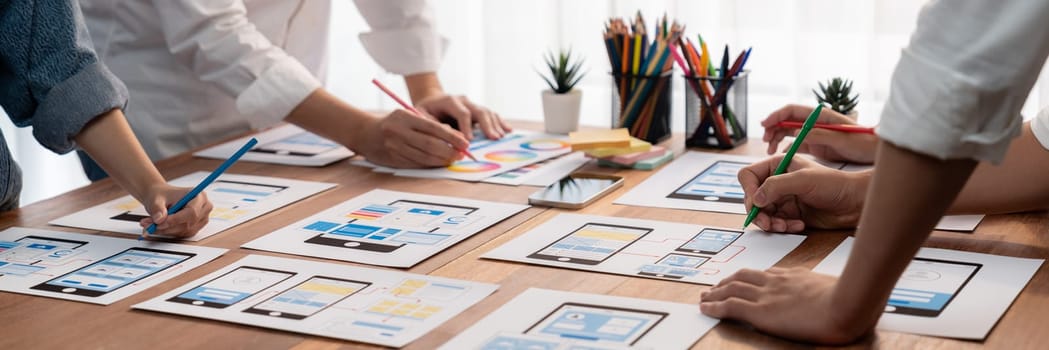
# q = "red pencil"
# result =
<box><xmin>371</xmin><ymin>79</ymin><xmax>478</xmax><ymax>162</ymax></box>
<box><xmin>776</xmin><ymin>121</ymin><xmax>875</xmax><ymax>134</ymax></box>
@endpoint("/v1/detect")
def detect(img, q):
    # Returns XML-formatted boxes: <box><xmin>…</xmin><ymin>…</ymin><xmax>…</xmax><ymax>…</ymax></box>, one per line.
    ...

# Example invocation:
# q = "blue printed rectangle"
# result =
<box><xmin>304</xmin><ymin>221</ymin><xmax>341</xmax><ymax>232</ymax></box>
<box><xmin>407</xmin><ymin>208</ymin><xmax>444</xmax><ymax>216</ymax></box>
<box><xmin>390</xmin><ymin>231</ymin><xmax>451</xmax><ymax>245</ymax></box>
<box><xmin>331</xmin><ymin>224</ymin><xmax>382</xmax><ymax>238</ymax></box>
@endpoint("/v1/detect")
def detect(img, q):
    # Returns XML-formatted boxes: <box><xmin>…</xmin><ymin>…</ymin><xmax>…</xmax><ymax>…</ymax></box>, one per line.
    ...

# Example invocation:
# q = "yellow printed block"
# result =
<box><xmin>299</xmin><ymin>282</ymin><xmax>359</xmax><ymax>295</ymax></box>
<box><xmin>113</xmin><ymin>200</ymin><xmax>141</xmax><ymax>211</ymax></box>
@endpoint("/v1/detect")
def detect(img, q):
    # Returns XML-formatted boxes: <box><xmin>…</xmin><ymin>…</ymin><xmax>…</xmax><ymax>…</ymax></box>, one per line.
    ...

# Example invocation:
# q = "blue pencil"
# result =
<box><xmin>141</xmin><ymin>137</ymin><xmax>258</xmax><ymax>239</ymax></box>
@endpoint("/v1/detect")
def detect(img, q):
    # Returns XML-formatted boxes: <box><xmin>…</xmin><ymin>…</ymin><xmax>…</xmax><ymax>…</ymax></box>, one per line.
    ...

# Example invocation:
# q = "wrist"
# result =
<box><xmin>404</xmin><ymin>72</ymin><xmax>444</xmax><ymax>103</ymax></box>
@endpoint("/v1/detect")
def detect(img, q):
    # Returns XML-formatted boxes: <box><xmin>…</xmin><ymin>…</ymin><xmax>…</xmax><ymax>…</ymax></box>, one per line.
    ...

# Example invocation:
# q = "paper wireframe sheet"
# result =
<box><xmin>51</xmin><ymin>172</ymin><xmax>335</xmax><ymax>241</ymax></box>
<box><xmin>242</xmin><ymin>189</ymin><xmax>529</xmax><ymax>268</ymax></box>
<box><xmin>0</xmin><ymin>227</ymin><xmax>225</xmax><ymax>305</ymax></box>
<box><xmin>392</xmin><ymin>131</ymin><xmax>572</xmax><ymax>181</ymax></box>
<box><xmin>616</xmin><ymin>151</ymin><xmax>984</xmax><ymax>231</ymax></box>
<box><xmin>439</xmin><ymin>288</ymin><xmax>718</xmax><ymax>349</ymax></box>
<box><xmin>134</xmin><ymin>254</ymin><xmax>498</xmax><ymax>348</ymax></box>
<box><xmin>813</xmin><ymin>237</ymin><xmax>1042</xmax><ymax>339</ymax></box>
<box><xmin>839</xmin><ymin>163</ymin><xmax>985</xmax><ymax>231</ymax></box>
<box><xmin>483</xmin><ymin>213</ymin><xmax>805</xmax><ymax>285</ymax></box>
<box><xmin>194</xmin><ymin>124</ymin><xmax>354</xmax><ymax>166</ymax></box>
<box><xmin>481</xmin><ymin>152</ymin><xmax>589</xmax><ymax>187</ymax></box>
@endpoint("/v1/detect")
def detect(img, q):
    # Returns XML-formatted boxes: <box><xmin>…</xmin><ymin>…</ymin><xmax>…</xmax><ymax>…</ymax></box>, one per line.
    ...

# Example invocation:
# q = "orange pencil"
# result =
<box><xmin>371</xmin><ymin>79</ymin><xmax>478</xmax><ymax>161</ymax></box>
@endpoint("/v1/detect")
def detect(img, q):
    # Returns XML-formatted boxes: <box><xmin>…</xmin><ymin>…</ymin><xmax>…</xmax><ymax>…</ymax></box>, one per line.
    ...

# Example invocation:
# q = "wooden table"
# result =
<box><xmin>2</xmin><ymin>122</ymin><xmax>1047</xmax><ymax>349</ymax></box>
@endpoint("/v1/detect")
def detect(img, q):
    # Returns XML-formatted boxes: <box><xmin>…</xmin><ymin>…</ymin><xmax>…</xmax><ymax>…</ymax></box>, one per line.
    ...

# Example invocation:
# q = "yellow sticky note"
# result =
<box><xmin>569</xmin><ymin>128</ymin><xmax>631</xmax><ymax>151</ymax></box>
<box><xmin>583</xmin><ymin>137</ymin><xmax>652</xmax><ymax>158</ymax></box>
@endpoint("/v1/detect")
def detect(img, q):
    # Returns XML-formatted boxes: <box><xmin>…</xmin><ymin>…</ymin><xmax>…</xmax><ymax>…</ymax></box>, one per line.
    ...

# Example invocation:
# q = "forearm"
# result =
<box><xmin>74</xmin><ymin>109</ymin><xmax>166</xmax><ymax>202</ymax></box>
<box><xmin>832</xmin><ymin>141</ymin><xmax>977</xmax><ymax>330</ymax></box>
<box><xmin>404</xmin><ymin>72</ymin><xmax>444</xmax><ymax>103</ymax></box>
<box><xmin>284</xmin><ymin>88</ymin><xmax>376</xmax><ymax>152</ymax></box>
<box><xmin>949</xmin><ymin>123</ymin><xmax>1049</xmax><ymax>214</ymax></box>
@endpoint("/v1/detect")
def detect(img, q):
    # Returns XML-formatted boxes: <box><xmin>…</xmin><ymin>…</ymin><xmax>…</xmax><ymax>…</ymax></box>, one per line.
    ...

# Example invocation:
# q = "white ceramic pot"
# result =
<box><xmin>541</xmin><ymin>89</ymin><xmax>582</xmax><ymax>134</ymax></box>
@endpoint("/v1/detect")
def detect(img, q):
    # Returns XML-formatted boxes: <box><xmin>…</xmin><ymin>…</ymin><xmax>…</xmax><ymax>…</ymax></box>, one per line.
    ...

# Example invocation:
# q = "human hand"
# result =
<box><xmin>739</xmin><ymin>155</ymin><xmax>867</xmax><ymax>232</ymax></box>
<box><xmin>763</xmin><ymin>104</ymin><xmax>878</xmax><ymax>164</ymax></box>
<box><xmin>700</xmin><ymin>268</ymin><xmax>872</xmax><ymax>345</ymax></box>
<box><xmin>139</xmin><ymin>184</ymin><xmax>212</xmax><ymax>238</ymax></box>
<box><xmin>355</xmin><ymin>109</ymin><xmax>470</xmax><ymax>168</ymax></box>
<box><xmin>414</xmin><ymin>94</ymin><xmax>512</xmax><ymax>140</ymax></box>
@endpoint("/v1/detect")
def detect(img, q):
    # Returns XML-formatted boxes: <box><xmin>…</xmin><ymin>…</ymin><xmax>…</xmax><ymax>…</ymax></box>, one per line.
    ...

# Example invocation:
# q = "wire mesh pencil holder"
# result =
<box><xmin>610</xmin><ymin>72</ymin><xmax>673</xmax><ymax>144</ymax></box>
<box><xmin>684</xmin><ymin>70</ymin><xmax>749</xmax><ymax>149</ymax></box>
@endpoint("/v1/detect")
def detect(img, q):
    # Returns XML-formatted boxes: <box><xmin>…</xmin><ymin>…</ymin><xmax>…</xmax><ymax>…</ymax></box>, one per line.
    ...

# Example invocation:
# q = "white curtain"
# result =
<box><xmin>5</xmin><ymin>0</ymin><xmax>1049</xmax><ymax>205</ymax></box>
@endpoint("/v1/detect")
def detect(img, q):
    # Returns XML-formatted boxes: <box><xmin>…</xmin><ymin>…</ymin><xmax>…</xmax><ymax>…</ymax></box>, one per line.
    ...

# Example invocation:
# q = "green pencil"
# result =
<box><xmin>742</xmin><ymin>104</ymin><xmax>824</xmax><ymax>229</ymax></box>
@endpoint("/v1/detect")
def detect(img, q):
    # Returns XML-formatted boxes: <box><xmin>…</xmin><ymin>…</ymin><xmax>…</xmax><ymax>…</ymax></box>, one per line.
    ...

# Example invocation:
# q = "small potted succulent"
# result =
<box><xmin>540</xmin><ymin>49</ymin><xmax>586</xmax><ymax>134</ymax></box>
<box><xmin>813</xmin><ymin>77</ymin><xmax>859</xmax><ymax>119</ymax></box>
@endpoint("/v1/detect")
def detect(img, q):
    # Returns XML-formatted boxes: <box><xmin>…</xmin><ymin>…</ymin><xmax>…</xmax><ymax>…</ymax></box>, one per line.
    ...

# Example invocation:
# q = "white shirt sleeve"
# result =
<box><xmin>149</xmin><ymin>0</ymin><xmax>321</xmax><ymax>128</ymax></box>
<box><xmin>355</xmin><ymin>0</ymin><xmax>449</xmax><ymax>75</ymax></box>
<box><xmin>876</xmin><ymin>0</ymin><xmax>1049</xmax><ymax>163</ymax></box>
<box><xmin>1030</xmin><ymin>108</ymin><xmax>1049</xmax><ymax>151</ymax></box>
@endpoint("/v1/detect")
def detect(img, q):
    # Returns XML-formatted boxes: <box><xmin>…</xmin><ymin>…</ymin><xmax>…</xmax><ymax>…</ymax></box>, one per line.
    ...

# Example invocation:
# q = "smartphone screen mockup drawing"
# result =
<box><xmin>885</xmin><ymin>257</ymin><xmax>981</xmax><ymax>317</ymax></box>
<box><xmin>524</xmin><ymin>303</ymin><xmax>667</xmax><ymax>345</ymax></box>
<box><xmin>250</xmin><ymin>132</ymin><xmax>340</xmax><ymax>157</ymax></box>
<box><xmin>675</xmin><ymin>229</ymin><xmax>742</xmax><ymax>255</ymax></box>
<box><xmin>30</xmin><ymin>248</ymin><xmax>194</xmax><ymax>297</ymax></box>
<box><xmin>527</xmin><ymin>223</ymin><xmax>652</xmax><ymax>265</ymax></box>
<box><xmin>242</xmin><ymin>276</ymin><xmax>370</xmax><ymax>320</ymax></box>
<box><xmin>304</xmin><ymin>200</ymin><xmax>476</xmax><ymax>252</ymax></box>
<box><xmin>666</xmin><ymin>160</ymin><xmax>748</xmax><ymax>203</ymax></box>
<box><xmin>168</xmin><ymin>266</ymin><xmax>295</xmax><ymax>308</ymax></box>
<box><xmin>1</xmin><ymin>236</ymin><xmax>88</xmax><ymax>263</ymax></box>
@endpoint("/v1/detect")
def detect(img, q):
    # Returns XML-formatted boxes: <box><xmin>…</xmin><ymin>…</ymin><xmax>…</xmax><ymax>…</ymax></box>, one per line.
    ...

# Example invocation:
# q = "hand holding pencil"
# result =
<box><xmin>762</xmin><ymin>104</ymin><xmax>879</xmax><ymax>164</ymax></box>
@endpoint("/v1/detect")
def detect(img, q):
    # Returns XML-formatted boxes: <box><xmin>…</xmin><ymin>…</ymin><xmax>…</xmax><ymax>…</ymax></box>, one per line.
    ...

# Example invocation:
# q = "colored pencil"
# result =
<box><xmin>775</xmin><ymin>121</ymin><xmax>875</xmax><ymax>134</ymax></box>
<box><xmin>142</xmin><ymin>137</ymin><xmax>257</xmax><ymax>239</ymax></box>
<box><xmin>371</xmin><ymin>79</ymin><xmax>477</xmax><ymax>162</ymax></box>
<box><xmin>743</xmin><ymin>105</ymin><xmax>824</xmax><ymax>228</ymax></box>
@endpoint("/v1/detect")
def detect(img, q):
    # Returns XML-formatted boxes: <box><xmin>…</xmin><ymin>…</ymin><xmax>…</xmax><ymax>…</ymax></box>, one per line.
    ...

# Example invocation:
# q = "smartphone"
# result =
<box><xmin>675</xmin><ymin>228</ymin><xmax>743</xmax><ymax>255</ymax></box>
<box><xmin>667</xmin><ymin>160</ymin><xmax>748</xmax><ymax>203</ymax></box>
<box><xmin>528</xmin><ymin>223</ymin><xmax>652</xmax><ymax>265</ymax></box>
<box><xmin>524</xmin><ymin>302</ymin><xmax>668</xmax><ymax>345</ymax></box>
<box><xmin>30</xmin><ymin>247</ymin><xmax>194</xmax><ymax>297</ymax></box>
<box><xmin>528</xmin><ymin>173</ymin><xmax>624</xmax><ymax>209</ymax></box>
<box><xmin>242</xmin><ymin>276</ymin><xmax>370</xmax><ymax>320</ymax></box>
<box><xmin>885</xmin><ymin>257</ymin><xmax>981</xmax><ymax>317</ymax></box>
<box><xmin>168</xmin><ymin>266</ymin><xmax>296</xmax><ymax>308</ymax></box>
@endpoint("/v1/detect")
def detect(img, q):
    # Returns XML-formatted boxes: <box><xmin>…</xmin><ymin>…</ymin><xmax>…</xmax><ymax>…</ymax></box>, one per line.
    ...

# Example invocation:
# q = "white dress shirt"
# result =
<box><xmin>876</xmin><ymin>0</ymin><xmax>1049</xmax><ymax>163</ymax></box>
<box><xmin>80</xmin><ymin>0</ymin><xmax>448</xmax><ymax>159</ymax></box>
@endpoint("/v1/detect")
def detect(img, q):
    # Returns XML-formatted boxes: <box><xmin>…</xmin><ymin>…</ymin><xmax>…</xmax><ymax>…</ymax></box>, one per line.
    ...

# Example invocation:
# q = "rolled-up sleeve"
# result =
<box><xmin>876</xmin><ymin>0</ymin><xmax>1049</xmax><ymax>163</ymax></box>
<box><xmin>150</xmin><ymin>0</ymin><xmax>321</xmax><ymax>128</ymax></box>
<box><xmin>355</xmin><ymin>0</ymin><xmax>449</xmax><ymax>75</ymax></box>
<box><xmin>0</xmin><ymin>0</ymin><xmax>128</xmax><ymax>154</ymax></box>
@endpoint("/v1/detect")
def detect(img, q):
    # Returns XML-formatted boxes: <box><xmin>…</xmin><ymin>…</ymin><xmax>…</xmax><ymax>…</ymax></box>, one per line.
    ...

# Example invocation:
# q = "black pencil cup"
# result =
<box><xmin>610</xmin><ymin>72</ymin><xmax>673</xmax><ymax>144</ymax></box>
<box><xmin>684</xmin><ymin>71</ymin><xmax>748</xmax><ymax>149</ymax></box>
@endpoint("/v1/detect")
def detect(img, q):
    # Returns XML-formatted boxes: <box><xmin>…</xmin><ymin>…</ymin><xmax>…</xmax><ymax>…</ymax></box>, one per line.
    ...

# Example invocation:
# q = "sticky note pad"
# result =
<box><xmin>569</xmin><ymin>128</ymin><xmax>631</xmax><ymax>151</ymax></box>
<box><xmin>602</xmin><ymin>146</ymin><xmax>665</xmax><ymax>164</ymax></box>
<box><xmin>632</xmin><ymin>149</ymin><xmax>674</xmax><ymax>170</ymax></box>
<box><xmin>596</xmin><ymin>149</ymin><xmax>673</xmax><ymax>170</ymax></box>
<box><xmin>584</xmin><ymin>137</ymin><xmax>652</xmax><ymax>158</ymax></box>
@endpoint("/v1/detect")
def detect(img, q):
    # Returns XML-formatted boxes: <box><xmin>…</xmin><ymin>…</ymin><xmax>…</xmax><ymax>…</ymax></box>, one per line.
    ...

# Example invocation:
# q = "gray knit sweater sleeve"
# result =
<box><xmin>0</xmin><ymin>0</ymin><xmax>129</xmax><ymax>153</ymax></box>
<box><xmin>0</xmin><ymin>0</ymin><xmax>129</xmax><ymax>210</ymax></box>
